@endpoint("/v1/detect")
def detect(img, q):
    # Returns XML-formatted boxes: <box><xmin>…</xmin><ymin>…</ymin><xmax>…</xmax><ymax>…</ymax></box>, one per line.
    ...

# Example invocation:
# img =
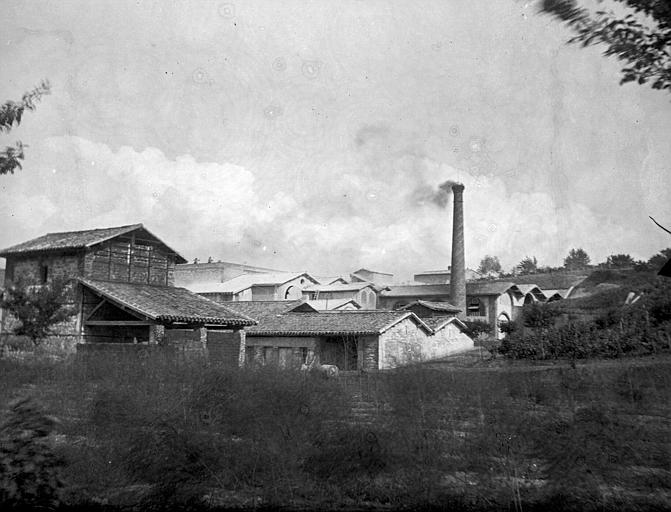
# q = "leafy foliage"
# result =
<box><xmin>539</xmin><ymin>0</ymin><xmax>671</xmax><ymax>91</ymax></box>
<box><xmin>0</xmin><ymin>80</ymin><xmax>51</xmax><ymax>175</ymax></box>
<box><xmin>0</xmin><ymin>277</ymin><xmax>75</xmax><ymax>346</ymax></box>
<box><xmin>501</xmin><ymin>278</ymin><xmax>671</xmax><ymax>360</ymax></box>
<box><xmin>522</xmin><ymin>302</ymin><xmax>559</xmax><ymax>329</ymax></box>
<box><xmin>477</xmin><ymin>254</ymin><xmax>502</xmax><ymax>275</ymax></box>
<box><xmin>564</xmin><ymin>247</ymin><xmax>591</xmax><ymax>270</ymax></box>
<box><xmin>0</xmin><ymin>397</ymin><xmax>64</xmax><ymax>510</ymax></box>
<box><xmin>516</xmin><ymin>255</ymin><xmax>538</xmax><ymax>275</ymax></box>
<box><xmin>648</xmin><ymin>247</ymin><xmax>671</xmax><ymax>270</ymax></box>
<box><xmin>605</xmin><ymin>253</ymin><xmax>635</xmax><ymax>268</ymax></box>
<box><xmin>463</xmin><ymin>319</ymin><xmax>492</xmax><ymax>338</ymax></box>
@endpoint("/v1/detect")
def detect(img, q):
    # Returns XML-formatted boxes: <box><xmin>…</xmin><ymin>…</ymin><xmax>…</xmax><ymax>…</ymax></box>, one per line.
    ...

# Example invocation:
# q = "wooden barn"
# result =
<box><xmin>0</xmin><ymin>224</ymin><xmax>255</xmax><ymax>360</ymax></box>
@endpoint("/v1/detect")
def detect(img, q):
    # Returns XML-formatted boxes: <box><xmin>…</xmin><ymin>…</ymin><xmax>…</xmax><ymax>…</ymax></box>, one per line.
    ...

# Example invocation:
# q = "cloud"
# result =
<box><xmin>0</xmin><ymin>133</ymin><xmax>649</xmax><ymax>281</ymax></box>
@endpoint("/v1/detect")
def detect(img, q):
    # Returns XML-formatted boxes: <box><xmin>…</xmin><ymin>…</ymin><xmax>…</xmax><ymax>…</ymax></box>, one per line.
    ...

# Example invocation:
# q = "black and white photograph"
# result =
<box><xmin>0</xmin><ymin>1</ymin><xmax>670</xmax><ymax>510</ymax></box>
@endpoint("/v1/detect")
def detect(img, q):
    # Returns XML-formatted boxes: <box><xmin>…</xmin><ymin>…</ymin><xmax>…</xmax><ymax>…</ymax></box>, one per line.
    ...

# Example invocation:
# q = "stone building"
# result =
<box><xmin>174</xmin><ymin>260</ymin><xmax>286</xmax><ymax>288</ymax></box>
<box><xmin>302</xmin><ymin>282</ymin><xmax>382</xmax><ymax>310</ymax></box>
<box><xmin>413</xmin><ymin>267</ymin><xmax>483</xmax><ymax>284</ymax></box>
<box><xmin>221</xmin><ymin>304</ymin><xmax>473</xmax><ymax>370</ymax></box>
<box><xmin>0</xmin><ymin>224</ymin><xmax>255</xmax><ymax>361</ymax></box>
<box><xmin>349</xmin><ymin>268</ymin><xmax>395</xmax><ymax>287</ymax></box>
<box><xmin>184</xmin><ymin>272</ymin><xmax>319</xmax><ymax>302</ymax></box>
<box><xmin>379</xmin><ymin>282</ymin><xmax>524</xmax><ymax>339</ymax></box>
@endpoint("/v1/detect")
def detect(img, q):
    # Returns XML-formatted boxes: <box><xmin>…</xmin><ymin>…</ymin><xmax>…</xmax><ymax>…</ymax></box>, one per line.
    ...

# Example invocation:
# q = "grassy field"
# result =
<box><xmin>1</xmin><ymin>352</ymin><xmax>670</xmax><ymax>511</ymax></box>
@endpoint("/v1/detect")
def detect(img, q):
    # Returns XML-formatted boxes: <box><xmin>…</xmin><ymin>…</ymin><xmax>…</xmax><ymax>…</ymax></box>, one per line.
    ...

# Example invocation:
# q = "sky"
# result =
<box><xmin>1</xmin><ymin>0</ymin><xmax>669</xmax><ymax>281</ymax></box>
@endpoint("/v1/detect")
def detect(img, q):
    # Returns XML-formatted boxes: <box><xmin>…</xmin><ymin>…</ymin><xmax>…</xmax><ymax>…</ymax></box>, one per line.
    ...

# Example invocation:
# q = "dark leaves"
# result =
<box><xmin>539</xmin><ymin>0</ymin><xmax>671</xmax><ymax>93</ymax></box>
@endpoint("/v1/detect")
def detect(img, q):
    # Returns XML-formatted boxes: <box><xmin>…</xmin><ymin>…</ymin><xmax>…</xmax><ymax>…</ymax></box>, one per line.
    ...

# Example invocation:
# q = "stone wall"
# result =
<box><xmin>164</xmin><ymin>327</ymin><xmax>207</xmax><ymax>358</ymax></box>
<box><xmin>359</xmin><ymin>335</ymin><xmax>378</xmax><ymax>370</ymax></box>
<box><xmin>6</xmin><ymin>252</ymin><xmax>83</xmax><ymax>284</ymax></box>
<box><xmin>206</xmin><ymin>329</ymin><xmax>245</xmax><ymax>368</ymax></box>
<box><xmin>425</xmin><ymin>322</ymin><xmax>474</xmax><ymax>359</ymax></box>
<box><xmin>378</xmin><ymin>318</ymin><xmax>427</xmax><ymax>369</ymax></box>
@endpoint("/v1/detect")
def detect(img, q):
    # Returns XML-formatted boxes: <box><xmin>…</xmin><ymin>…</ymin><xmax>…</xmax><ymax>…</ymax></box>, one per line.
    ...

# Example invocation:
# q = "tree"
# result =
<box><xmin>606</xmin><ymin>253</ymin><xmax>635</xmax><ymax>267</ymax></box>
<box><xmin>0</xmin><ymin>277</ymin><xmax>74</xmax><ymax>346</ymax></box>
<box><xmin>516</xmin><ymin>256</ymin><xmax>538</xmax><ymax>275</ymax></box>
<box><xmin>648</xmin><ymin>247</ymin><xmax>671</xmax><ymax>269</ymax></box>
<box><xmin>564</xmin><ymin>248</ymin><xmax>591</xmax><ymax>270</ymax></box>
<box><xmin>477</xmin><ymin>255</ymin><xmax>502</xmax><ymax>275</ymax></box>
<box><xmin>539</xmin><ymin>0</ymin><xmax>671</xmax><ymax>91</ymax></box>
<box><xmin>1</xmin><ymin>80</ymin><xmax>51</xmax><ymax>175</ymax></box>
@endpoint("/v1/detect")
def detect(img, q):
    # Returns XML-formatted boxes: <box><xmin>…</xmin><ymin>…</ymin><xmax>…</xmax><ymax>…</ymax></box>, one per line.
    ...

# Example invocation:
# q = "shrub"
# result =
<box><xmin>0</xmin><ymin>397</ymin><xmax>64</xmax><ymax>510</ymax></box>
<box><xmin>463</xmin><ymin>320</ymin><xmax>491</xmax><ymax>339</ymax></box>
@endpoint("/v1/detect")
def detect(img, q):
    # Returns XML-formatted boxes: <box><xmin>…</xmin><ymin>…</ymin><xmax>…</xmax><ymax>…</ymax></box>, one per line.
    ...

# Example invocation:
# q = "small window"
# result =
<box><xmin>40</xmin><ymin>264</ymin><xmax>49</xmax><ymax>284</ymax></box>
<box><xmin>467</xmin><ymin>298</ymin><xmax>484</xmax><ymax>317</ymax></box>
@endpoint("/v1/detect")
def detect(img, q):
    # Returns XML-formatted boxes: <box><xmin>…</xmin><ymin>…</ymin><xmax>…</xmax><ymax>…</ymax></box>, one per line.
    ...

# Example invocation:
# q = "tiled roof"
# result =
<box><xmin>80</xmin><ymin>278</ymin><xmax>256</xmax><ymax>326</ymax></box>
<box><xmin>217</xmin><ymin>300</ymin><xmax>316</xmax><ymax>319</ymax></box>
<box><xmin>0</xmin><ymin>224</ymin><xmax>187</xmax><ymax>263</ymax></box>
<box><xmin>247</xmin><ymin>310</ymin><xmax>431</xmax><ymax>336</ymax></box>
<box><xmin>187</xmin><ymin>272</ymin><xmax>317</xmax><ymax>294</ymax></box>
<box><xmin>399</xmin><ymin>300</ymin><xmax>461</xmax><ymax>313</ymax></box>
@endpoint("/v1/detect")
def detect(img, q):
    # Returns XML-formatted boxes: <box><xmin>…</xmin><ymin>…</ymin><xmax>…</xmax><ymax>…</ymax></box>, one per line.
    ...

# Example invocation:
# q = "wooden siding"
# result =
<box><xmin>84</xmin><ymin>237</ymin><xmax>175</xmax><ymax>286</ymax></box>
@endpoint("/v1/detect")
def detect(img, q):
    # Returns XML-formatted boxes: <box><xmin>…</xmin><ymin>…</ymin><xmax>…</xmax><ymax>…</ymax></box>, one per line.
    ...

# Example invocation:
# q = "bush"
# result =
<box><xmin>0</xmin><ymin>397</ymin><xmax>64</xmax><ymax>510</ymax></box>
<box><xmin>463</xmin><ymin>320</ymin><xmax>491</xmax><ymax>339</ymax></box>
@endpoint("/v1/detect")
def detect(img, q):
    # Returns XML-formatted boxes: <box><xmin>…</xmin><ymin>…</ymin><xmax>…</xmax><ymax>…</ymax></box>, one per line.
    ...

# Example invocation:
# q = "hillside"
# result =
<box><xmin>547</xmin><ymin>269</ymin><xmax>661</xmax><ymax>317</ymax></box>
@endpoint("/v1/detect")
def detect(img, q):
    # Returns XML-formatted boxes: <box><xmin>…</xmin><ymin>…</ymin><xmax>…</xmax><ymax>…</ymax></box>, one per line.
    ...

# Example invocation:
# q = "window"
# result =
<box><xmin>40</xmin><ymin>264</ymin><xmax>49</xmax><ymax>284</ymax></box>
<box><xmin>467</xmin><ymin>298</ymin><xmax>485</xmax><ymax>317</ymax></box>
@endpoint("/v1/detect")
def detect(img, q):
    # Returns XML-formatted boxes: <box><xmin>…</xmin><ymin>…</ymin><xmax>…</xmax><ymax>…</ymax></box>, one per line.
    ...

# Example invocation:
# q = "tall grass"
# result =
<box><xmin>1</xmin><ymin>352</ymin><xmax>670</xmax><ymax>510</ymax></box>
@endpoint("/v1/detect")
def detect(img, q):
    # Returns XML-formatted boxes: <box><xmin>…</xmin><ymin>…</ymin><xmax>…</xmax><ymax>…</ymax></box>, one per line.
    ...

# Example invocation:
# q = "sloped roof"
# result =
<box><xmin>217</xmin><ymin>300</ymin><xmax>317</xmax><ymax>319</ymax></box>
<box><xmin>303</xmin><ymin>282</ymin><xmax>377</xmax><ymax>293</ymax></box>
<box><xmin>399</xmin><ymin>300</ymin><xmax>461</xmax><ymax>313</ymax></box>
<box><xmin>382</xmin><ymin>282</ymin><xmax>521</xmax><ymax>298</ymax></box>
<box><xmin>422</xmin><ymin>316</ymin><xmax>468</xmax><ymax>332</ymax></box>
<box><xmin>0</xmin><ymin>224</ymin><xmax>187</xmax><ymax>263</ymax></box>
<box><xmin>307</xmin><ymin>298</ymin><xmax>362</xmax><ymax>310</ymax></box>
<box><xmin>381</xmin><ymin>284</ymin><xmax>450</xmax><ymax>297</ymax></box>
<box><xmin>496</xmin><ymin>272</ymin><xmax>587</xmax><ymax>289</ymax></box>
<box><xmin>80</xmin><ymin>278</ymin><xmax>256</xmax><ymax>326</ymax></box>
<box><xmin>516</xmin><ymin>284</ymin><xmax>547</xmax><ymax>300</ymax></box>
<box><xmin>467</xmin><ymin>281</ymin><xmax>522</xmax><ymax>297</ymax></box>
<box><xmin>247</xmin><ymin>310</ymin><xmax>431</xmax><ymax>336</ymax></box>
<box><xmin>351</xmin><ymin>268</ymin><xmax>393</xmax><ymax>276</ymax></box>
<box><xmin>187</xmin><ymin>272</ymin><xmax>317</xmax><ymax>294</ymax></box>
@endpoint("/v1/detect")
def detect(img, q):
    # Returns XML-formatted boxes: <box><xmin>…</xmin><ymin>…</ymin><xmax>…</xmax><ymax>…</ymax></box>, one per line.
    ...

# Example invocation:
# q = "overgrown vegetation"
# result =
<box><xmin>0</xmin><ymin>277</ymin><xmax>75</xmax><ymax>347</ymax></box>
<box><xmin>501</xmin><ymin>276</ymin><xmax>671</xmax><ymax>361</ymax></box>
<box><xmin>0</xmin><ymin>353</ymin><xmax>669</xmax><ymax>510</ymax></box>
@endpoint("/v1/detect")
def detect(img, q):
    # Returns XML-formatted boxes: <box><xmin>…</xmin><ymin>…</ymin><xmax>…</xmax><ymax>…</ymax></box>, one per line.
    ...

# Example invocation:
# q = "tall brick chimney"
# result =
<box><xmin>450</xmin><ymin>183</ymin><xmax>466</xmax><ymax>318</ymax></box>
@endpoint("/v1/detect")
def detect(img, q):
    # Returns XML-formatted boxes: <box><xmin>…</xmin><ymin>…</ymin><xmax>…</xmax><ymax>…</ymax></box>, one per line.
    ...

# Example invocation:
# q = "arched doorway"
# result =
<box><xmin>497</xmin><ymin>312</ymin><xmax>511</xmax><ymax>339</ymax></box>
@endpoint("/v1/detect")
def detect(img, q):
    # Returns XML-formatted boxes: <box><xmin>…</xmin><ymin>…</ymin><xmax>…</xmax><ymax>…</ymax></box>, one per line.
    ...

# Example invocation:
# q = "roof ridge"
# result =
<box><xmin>45</xmin><ymin>223</ymin><xmax>143</xmax><ymax>236</ymax></box>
